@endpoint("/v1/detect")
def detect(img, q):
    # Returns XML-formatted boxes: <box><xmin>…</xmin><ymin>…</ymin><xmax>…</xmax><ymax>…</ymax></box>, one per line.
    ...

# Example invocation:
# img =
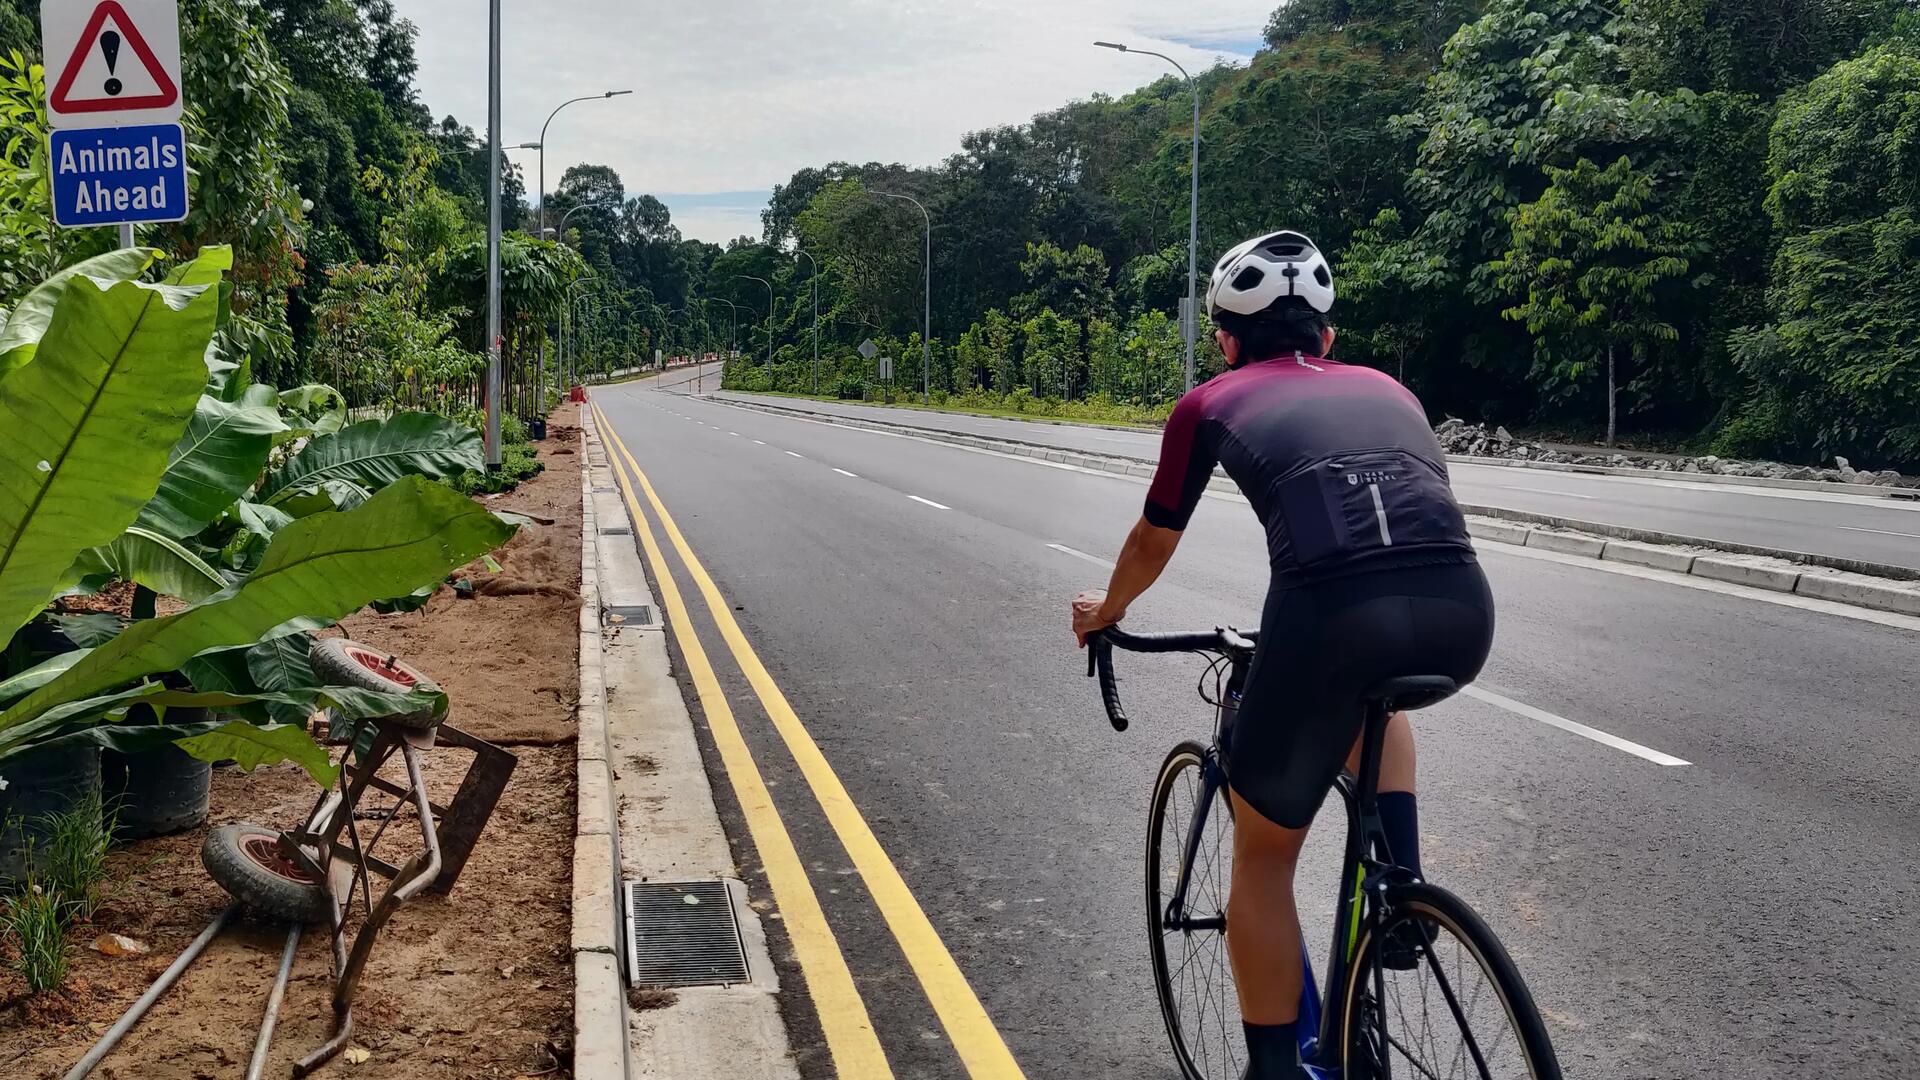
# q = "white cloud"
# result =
<box><xmin>400</xmin><ymin>0</ymin><xmax>1271</xmax><ymax>242</ymax></box>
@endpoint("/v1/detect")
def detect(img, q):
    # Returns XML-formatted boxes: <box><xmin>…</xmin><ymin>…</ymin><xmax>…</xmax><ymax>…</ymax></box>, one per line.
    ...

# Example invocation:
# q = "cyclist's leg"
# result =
<box><xmin>1227</xmin><ymin>788</ymin><xmax>1313</xmax><ymax>1077</ymax></box>
<box><xmin>1344</xmin><ymin>710</ymin><xmax>1419</xmax><ymax>876</ymax></box>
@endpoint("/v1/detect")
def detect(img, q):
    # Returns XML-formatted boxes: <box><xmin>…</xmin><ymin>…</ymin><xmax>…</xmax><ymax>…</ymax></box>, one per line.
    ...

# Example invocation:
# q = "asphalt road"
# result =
<box><xmin>595</xmin><ymin>369</ymin><xmax>1920</xmax><ymax>1079</ymax></box>
<box><xmin>650</xmin><ymin>366</ymin><xmax>1920</xmax><ymax>571</ymax></box>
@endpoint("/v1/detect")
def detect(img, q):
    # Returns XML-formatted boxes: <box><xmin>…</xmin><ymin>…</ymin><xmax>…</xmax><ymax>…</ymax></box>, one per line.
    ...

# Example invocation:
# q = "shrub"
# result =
<box><xmin>2</xmin><ymin>875</ymin><xmax>67</xmax><ymax>994</ymax></box>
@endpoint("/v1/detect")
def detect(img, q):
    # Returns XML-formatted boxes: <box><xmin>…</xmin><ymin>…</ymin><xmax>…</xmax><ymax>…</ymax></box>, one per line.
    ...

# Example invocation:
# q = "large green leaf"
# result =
<box><xmin>277</xmin><ymin>384</ymin><xmax>346</xmax><ymax>440</ymax></box>
<box><xmin>259</xmin><ymin>412</ymin><xmax>483</xmax><ymax>506</ymax></box>
<box><xmin>1</xmin><ymin>685</ymin><xmax>444</xmax><ymax>784</ymax></box>
<box><xmin>175</xmin><ymin>721</ymin><xmax>337</xmax><ymax>786</ymax></box>
<box><xmin>0</xmin><ymin>248</ymin><xmax>161</xmax><ymax>376</ymax></box>
<box><xmin>68</xmin><ymin>526</ymin><xmax>228</xmax><ymax>601</ymax></box>
<box><xmin>137</xmin><ymin>385</ymin><xmax>289</xmax><ymax>538</ymax></box>
<box><xmin>0</xmin><ymin>476</ymin><xmax>514</xmax><ymax>733</ymax></box>
<box><xmin>246</xmin><ymin>632</ymin><xmax>317</xmax><ymax>724</ymax></box>
<box><xmin>0</xmin><ymin>650</ymin><xmax>85</xmax><ymax>708</ymax></box>
<box><xmin>0</xmin><ymin>275</ymin><xmax>219</xmax><ymax>645</ymax></box>
<box><xmin>164</xmin><ymin>245</ymin><xmax>233</xmax><ymax>287</ymax></box>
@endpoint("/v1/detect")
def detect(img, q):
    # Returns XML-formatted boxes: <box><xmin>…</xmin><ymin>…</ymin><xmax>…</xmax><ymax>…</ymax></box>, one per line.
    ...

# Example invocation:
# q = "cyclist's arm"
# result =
<box><xmin>1074</xmin><ymin>391</ymin><xmax>1214</xmax><ymax>641</ymax></box>
<box><xmin>1086</xmin><ymin>515</ymin><xmax>1182</xmax><ymax>627</ymax></box>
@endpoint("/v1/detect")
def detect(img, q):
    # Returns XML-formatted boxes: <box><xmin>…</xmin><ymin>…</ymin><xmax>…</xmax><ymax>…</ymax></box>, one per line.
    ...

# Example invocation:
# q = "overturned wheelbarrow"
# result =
<box><xmin>64</xmin><ymin>640</ymin><xmax>517</xmax><ymax>1080</ymax></box>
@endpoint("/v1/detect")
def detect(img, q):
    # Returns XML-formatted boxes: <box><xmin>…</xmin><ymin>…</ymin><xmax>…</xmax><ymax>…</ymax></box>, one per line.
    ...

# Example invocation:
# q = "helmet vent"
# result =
<box><xmin>1314</xmin><ymin>266</ymin><xmax>1331</xmax><ymax>287</ymax></box>
<box><xmin>1231</xmin><ymin>267</ymin><xmax>1266</xmax><ymax>291</ymax></box>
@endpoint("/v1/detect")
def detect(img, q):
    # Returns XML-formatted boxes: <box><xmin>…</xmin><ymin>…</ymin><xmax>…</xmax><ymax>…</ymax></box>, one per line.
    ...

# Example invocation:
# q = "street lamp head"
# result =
<box><xmin>1094</xmin><ymin>41</ymin><xmax>1128</xmax><ymax>51</ymax></box>
<box><xmin>605</xmin><ymin>90</ymin><xmax>634</xmax><ymax>97</ymax></box>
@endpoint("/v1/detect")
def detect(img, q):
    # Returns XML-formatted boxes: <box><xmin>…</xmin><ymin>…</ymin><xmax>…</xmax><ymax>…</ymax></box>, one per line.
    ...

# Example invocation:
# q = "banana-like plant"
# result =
<box><xmin>0</xmin><ymin>247</ymin><xmax>515</xmax><ymax>783</ymax></box>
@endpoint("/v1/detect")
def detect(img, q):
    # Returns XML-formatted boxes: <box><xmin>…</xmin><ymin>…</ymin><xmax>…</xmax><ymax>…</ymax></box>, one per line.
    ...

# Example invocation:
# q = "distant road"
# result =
<box><xmin>640</xmin><ymin>375</ymin><xmax>1920</xmax><ymax>571</ymax></box>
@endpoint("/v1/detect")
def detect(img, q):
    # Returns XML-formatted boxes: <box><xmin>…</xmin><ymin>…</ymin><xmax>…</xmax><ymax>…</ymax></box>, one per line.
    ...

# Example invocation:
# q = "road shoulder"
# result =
<box><xmin>576</xmin><ymin>404</ymin><xmax>801</xmax><ymax>1080</ymax></box>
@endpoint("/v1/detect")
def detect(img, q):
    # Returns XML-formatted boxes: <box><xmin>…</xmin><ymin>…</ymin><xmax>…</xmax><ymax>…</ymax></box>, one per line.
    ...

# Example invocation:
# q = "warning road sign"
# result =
<box><xmin>41</xmin><ymin>0</ymin><xmax>182</xmax><ymax>129</ymax></box>
<box><xmin>50</xmin><ymin>123</ymin><xmax>188</xmax><ymax>227</ymax></box>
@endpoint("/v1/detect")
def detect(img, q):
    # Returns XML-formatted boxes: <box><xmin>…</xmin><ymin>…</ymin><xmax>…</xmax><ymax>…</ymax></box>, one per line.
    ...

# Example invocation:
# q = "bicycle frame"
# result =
<box><xmin>1158</xmin><ymin>653</ymin><xmax>1400</xmax><ymax>1072</ymax></box>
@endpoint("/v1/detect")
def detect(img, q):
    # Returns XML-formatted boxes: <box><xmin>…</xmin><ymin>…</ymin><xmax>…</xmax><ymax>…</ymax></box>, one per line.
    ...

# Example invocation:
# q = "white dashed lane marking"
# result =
<box><xmin>908</xmin><ymin>495</ymin><xmax>951</xmax><ymax>510</ymax></box>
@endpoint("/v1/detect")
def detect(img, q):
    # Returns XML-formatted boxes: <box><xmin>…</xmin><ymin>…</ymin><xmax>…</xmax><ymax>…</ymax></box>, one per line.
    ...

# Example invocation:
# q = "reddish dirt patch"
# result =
<box><xmin>333</xmin><ymin>414</ymin><xmax>584</xmax><ymax>746</ymax></box>
<box><xmin>0</xmin><ymin>407</ymin><xmax>585</xmax><ymax>1079</ymax></box>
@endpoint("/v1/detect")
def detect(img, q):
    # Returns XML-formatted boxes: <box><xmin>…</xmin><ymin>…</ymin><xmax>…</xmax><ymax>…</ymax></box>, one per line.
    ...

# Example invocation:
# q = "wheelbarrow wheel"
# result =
<box><xmin>202</xmin><ymin>823</ymin><xmax>333</xmax><ymax>924</ymax></box>
<box><xmin>309</xmin><ymin>638</ymin><xmax>445</xmax><ymax>731</ymax></box>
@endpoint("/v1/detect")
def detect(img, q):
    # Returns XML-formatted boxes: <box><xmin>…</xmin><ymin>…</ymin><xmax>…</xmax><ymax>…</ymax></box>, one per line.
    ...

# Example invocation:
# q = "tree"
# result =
<box><xmin>1494</xmin><ymin>156</ymin><xmax>1697</xmax><ymax>445</ymax></box>
<box><xmin>1721</xmin><ymin>45</ymin><xmax>1920</xmax><ymax>465</ymax></box>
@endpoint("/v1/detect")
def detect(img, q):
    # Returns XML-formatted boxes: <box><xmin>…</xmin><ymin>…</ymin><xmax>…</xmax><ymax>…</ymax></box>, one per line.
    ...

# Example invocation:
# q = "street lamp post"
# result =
<box><xmin>736</xmin><ymin>275</ymin><xmax>775</xmax><ymax>366</ymax></box>
<box><xmin>794</xmin><ymin>249</ymin><xmax>820</xmax><ymax>395</ymax></box>
<box><xmin>485</xmin><ymin>0</ymin><xmax>503</xmax><ymax>467</ymax></box>
<box><xmin>704</xmin><ymin>298</ymin><xmax>744</xmax><ymax>395</ymax></box>
<box><xmin>561</xmin><ymin>279</ymin><xmax>593</xmax><ymax>388</ymax></box>
<box><xmin>871</xmin><ymin>190</ymin><xmax>931</xmax><ymax>404</ymax></box>
<box><xmin>1096</xmin><ymin>41</ymin><xmax>1200</xmax><ymax>393</ymax></box>
<box><xmin>537</xmin><ymin>91</ymin><xmax>633</xmax><ymax>241</ymax></box>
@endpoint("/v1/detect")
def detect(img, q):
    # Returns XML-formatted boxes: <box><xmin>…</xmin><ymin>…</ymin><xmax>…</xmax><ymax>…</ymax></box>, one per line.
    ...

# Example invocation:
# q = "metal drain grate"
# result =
<box><xmin>602</xmin><ymin>604</ymin><xmax>658</xmax><ymax>628</ymax></box>
<box><xmin>625</xmin><ymin>880</ymin><xmax>749</xmax><ymax>987</ymax></box>
<box><xmin>598</xmin><ymin>525</ymin><xmax>632</xmax><ymax>536</ymax></box>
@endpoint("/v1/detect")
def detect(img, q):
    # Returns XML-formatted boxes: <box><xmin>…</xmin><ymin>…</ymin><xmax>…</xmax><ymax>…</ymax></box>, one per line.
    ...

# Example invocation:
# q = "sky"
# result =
<box><xmin>401</xmin><ymin>1</ymin><xmax>1274</xmax><ymax>244</ymax></box>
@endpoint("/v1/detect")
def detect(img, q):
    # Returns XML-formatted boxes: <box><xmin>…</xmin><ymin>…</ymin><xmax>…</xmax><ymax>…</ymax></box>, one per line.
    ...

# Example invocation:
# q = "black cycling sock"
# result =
<box><xmin>1242</xmin><ymin>1020</ymin><xmax>1299</xmax><ymax>1078</ymax></box>
<box><xmin>1378</xmin><ymin>791</ymin><xmax>1422</xmax><ymax>878</ymax></box>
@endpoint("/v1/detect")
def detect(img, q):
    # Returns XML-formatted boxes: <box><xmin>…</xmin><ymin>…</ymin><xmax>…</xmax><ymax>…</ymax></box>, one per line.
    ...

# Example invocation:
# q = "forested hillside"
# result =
<box><xmin>734</xmin><ymin>0</ymin><xmax>1919</xmax><ymax>468</ymax></box>
<box><xmin>2</xmin><ymin>0</ymin><xmax>1914</xmax><ymax>467</ymax></box>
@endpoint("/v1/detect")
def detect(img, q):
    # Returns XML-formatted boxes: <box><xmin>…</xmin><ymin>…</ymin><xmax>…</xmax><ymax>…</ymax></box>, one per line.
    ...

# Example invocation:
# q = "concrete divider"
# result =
<box><xmin>706</xmin><ymin>393</ymin><xmax>1920</xmax><ymax>620</ymax></box>
<box><xmin>1526</xmin><ymin>531</ymin><xmax>1607</xmax><ymax>558</ymax></box>
<box><xmin>1690</xmin><ymin>556</ymin><xmax>1802</xmax><ymax>593</ymax></box>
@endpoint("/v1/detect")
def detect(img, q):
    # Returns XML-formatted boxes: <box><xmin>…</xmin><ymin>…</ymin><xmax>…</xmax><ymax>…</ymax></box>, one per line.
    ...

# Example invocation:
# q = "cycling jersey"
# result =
<box><xmin>1144</xmin><ymin>354</ymin><xmax>1475</xmax><ymax>587</ymax></box>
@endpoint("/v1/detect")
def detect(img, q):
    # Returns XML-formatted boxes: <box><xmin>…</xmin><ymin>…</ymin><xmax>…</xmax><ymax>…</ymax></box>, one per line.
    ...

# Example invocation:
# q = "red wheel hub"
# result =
<box><xmin>242</xmin><ymin>835</ymin><xmax>320</xmax><ymax>884</ymax></box>
<box><xmin>345</xmin><ymin>646</ymin><xmax>418</xmax><ymax>688</ymax></box>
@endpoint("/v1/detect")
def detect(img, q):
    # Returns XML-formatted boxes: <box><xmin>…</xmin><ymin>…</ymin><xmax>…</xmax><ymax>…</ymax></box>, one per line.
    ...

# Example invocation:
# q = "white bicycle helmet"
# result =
<box><xmin>1206</xmin><ymin>230</ymin><xmax>1334</xmax><ymax>318</ymax></box>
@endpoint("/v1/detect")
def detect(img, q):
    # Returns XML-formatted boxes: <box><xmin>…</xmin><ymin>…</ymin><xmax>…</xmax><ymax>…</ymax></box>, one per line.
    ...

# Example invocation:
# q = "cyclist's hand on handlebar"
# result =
<box><xmin>1071</xmin><ymin>589</ymin><xmax>1125</xmax><ymax>648</ymax></box>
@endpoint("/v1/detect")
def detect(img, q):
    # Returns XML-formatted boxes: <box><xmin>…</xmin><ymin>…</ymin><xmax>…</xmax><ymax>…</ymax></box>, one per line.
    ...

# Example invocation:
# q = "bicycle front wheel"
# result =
<box><xmin>1146</xmin><ymin>740</ymin><xmax>1241</xmax><ymax>1080</ymax></box>
<box><xmin>1337</xmin><ymin>881</ymin><xmax>1561</xmax><ymax>1080</ymax></box>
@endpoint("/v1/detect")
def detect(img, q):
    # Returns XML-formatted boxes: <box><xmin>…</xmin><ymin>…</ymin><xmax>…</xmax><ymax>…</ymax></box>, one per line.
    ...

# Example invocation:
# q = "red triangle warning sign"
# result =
<box><xmin>49</xmin><ymin>1</ymin><xmax>179</xmax><ymax>115</ymax></box>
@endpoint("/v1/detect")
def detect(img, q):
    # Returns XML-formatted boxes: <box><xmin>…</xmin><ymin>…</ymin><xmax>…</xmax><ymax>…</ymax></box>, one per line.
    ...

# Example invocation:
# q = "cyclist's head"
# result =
<box><xmin>1206</xmin><ymin>230</ymin><xmax>1335</xmax><ymax>366</ymax></box>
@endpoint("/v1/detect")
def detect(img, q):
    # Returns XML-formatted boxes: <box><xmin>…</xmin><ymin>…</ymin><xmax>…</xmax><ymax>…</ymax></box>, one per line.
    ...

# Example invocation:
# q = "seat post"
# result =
<box><xmin>1353</xmin><ymin>700</ymin><xmax>1393</xmax><ymax>860</ymax></box>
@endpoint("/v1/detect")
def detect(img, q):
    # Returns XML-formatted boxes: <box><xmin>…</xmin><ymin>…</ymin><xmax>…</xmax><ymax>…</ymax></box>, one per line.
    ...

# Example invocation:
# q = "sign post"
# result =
<box><xmin>41</xmin><ymin>0</ymin><xmax>188</xmax><ymax>239</ymax></box>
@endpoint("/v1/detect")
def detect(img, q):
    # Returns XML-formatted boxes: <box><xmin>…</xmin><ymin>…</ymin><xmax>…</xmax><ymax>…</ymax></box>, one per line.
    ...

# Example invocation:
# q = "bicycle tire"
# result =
<box><xmin>1145</xmin><ymin>740</ymin><xmax>1241</xmax><ymax>1080</ymax></box>
<box><xmin>1337</xmin><ymin>880</ymin><xmax>1561</xmax><ymax>1080</ymax></box>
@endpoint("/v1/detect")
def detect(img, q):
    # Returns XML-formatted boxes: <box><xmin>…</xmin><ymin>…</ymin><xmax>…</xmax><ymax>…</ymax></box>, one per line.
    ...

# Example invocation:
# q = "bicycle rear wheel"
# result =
<box><xmin>1146</xmin><ymin>741</ymin><xmax>1241</xmax><ymax>1080</ymax></box>
<box><xmin>1337</xmin><ymin>881</ymin><xmax>1561</xmax><ymax>1080</ymax></box>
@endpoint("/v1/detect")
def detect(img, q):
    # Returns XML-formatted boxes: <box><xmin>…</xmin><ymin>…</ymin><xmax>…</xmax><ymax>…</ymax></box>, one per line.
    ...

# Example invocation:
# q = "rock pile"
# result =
<box><xmin>1432</xmin><ymin>419</ymin><xmax>1915</xmax><ymax>488</ymax></box>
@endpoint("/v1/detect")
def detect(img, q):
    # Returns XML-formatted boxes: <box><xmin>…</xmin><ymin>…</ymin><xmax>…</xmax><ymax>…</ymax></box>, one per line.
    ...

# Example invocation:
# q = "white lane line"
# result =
<box><xmin>908</xmin><ymin>495</ymin><xmax>951</xmax><ymax>510</ymax></box>
<box><xmin>1499</xmin><ymin>485</ymin><xmax>1596</xmax><ymax>500</ymax></box>
<box><xmin>754</xmin><ymin>440</ymin><xmax>766</xmax><ymax>445</ymax></box>
<box><xmin>1838</xmin><ymin>525</ymin><xmax>1920</xmax><ymax>539</ymax></box>
<box><xmin>785</xmin><ymin>451</ymin><xmax>804</xmax><ymax>458</ymax></box>
<box><xmin>1463</xmin><ymin>686</ymin><xmax>1691</xmax><ymax>766</ymax></box>
<box><xmin>1047</xmin><ymin>543</ymin><xmax>1115</xmax><ymax>569</ymax></box>
<box><xmin>730</xmin><ymin>431</ymin><xmax>741</xmax><ymax>437</ymax></box>
<box><xmin>833</xmin><ymin>468</ymin><xmax>859</xmax><ymax>478</ymax></box>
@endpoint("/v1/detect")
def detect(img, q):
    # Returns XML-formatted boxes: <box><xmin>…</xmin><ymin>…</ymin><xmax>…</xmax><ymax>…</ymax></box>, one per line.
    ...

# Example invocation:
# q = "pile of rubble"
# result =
<box><xmin>1433</xmin><ymin>419</ymin><xmax>1916</xmax><ymax>488</ymax></box>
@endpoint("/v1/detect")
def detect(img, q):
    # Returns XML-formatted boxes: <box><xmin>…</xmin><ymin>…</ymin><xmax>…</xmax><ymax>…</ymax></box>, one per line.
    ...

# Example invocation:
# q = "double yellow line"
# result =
<box><xmin>589</xmin><ymin>400</ymin><xmax>1025</xmax><ymax>1080</ymax></box>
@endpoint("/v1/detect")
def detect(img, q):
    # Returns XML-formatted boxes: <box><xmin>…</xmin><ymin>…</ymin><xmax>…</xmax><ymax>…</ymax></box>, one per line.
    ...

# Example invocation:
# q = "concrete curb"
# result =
<box><xmin>1466</xmin><ymin>517</ymin><xmax>1920</xmax><ymax>618</ymax></box>
<box><xmin>717</xmin><ymin>389</ymin><xmax>1918</xmax><ymax>503</ymax></box>
<box><xmin>705</xmin><ymin>392</ymin><xmax>1920</xmax><ymax>618</ymax></box>
<box><xmin>1447</xmin><ymin>453</ymin><xmax>1918</xmax><ymax>500</ymax></box>
<box><xmin>574</xmin><ymin>404</ymin><xmax>632</xmax><ymax>1080</ymax></box>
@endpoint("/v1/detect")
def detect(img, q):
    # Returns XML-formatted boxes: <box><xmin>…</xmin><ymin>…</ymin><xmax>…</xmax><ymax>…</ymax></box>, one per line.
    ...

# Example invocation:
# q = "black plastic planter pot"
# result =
<box><xmin>103</xmin><ymin>739</ymin><xmax>212</xmax><ymax>839</ymax></box>
<box><xmin>529</xmin><ymin>417</ymin><xmax>548</xmax><ymax>441</ymax></box>
<box><xmin>0</xmin><ymin>742</ymin><xmax>103</xmax><ymax>885</ymax></box>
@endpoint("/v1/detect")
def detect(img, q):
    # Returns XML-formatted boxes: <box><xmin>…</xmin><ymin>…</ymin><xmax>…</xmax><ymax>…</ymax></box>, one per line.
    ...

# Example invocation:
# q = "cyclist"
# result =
<box><xmin>1071</xmin><ymin>231</ymin><xmax>1494</xmax><ymax>1079</ymax></box>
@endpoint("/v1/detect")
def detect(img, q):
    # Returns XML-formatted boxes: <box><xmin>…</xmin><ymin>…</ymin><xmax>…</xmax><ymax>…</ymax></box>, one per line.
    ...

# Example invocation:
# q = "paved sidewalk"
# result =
<box><xmin>573</xmin><ymin>404</ymin><xmax>801</xmax><ymax>1080</ymax></box>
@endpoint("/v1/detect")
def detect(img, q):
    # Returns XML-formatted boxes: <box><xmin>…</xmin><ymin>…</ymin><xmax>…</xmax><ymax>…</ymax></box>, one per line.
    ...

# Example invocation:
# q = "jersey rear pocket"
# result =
<box><xmin>1274</xmin><ymin>448</ymin><xmax>1469</xmax><ymax>569</ymax></box>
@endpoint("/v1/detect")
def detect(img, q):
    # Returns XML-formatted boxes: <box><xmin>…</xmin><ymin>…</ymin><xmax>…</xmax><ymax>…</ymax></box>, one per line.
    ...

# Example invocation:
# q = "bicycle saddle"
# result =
<box><xmin>1363</xmin><ymin>675</ymin><xmax>1459</xmax><ymax>712</ymax></box>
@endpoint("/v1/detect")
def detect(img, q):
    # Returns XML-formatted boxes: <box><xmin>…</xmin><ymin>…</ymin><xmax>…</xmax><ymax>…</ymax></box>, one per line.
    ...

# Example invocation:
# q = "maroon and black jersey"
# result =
<box><xmin>1144</xmin><ymin>353</ymin><xmax>1475</xmax><ymax>586</ymax></box>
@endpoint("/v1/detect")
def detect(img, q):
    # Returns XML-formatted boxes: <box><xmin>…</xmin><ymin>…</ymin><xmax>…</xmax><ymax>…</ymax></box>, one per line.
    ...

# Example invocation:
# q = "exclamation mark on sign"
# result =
<box><xmin>100</xmin><ymin>30</ymin><xmax>122</xmax><ymax>96</ymax></box>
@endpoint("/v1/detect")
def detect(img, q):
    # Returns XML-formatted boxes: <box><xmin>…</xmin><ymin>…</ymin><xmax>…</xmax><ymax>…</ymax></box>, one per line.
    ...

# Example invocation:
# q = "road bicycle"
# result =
<box><xmin>1086</xmin><ymin>626</ymin><xmax>1561</xmax><ymax>1080</ymax></box>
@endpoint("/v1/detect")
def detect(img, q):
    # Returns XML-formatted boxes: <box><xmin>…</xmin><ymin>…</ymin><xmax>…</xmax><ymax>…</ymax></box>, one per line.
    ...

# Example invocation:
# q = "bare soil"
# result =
<box><xmin>0</xmin><ymin>406</ymin><xmax>586</xmax><ymax>1079</ymax></box>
